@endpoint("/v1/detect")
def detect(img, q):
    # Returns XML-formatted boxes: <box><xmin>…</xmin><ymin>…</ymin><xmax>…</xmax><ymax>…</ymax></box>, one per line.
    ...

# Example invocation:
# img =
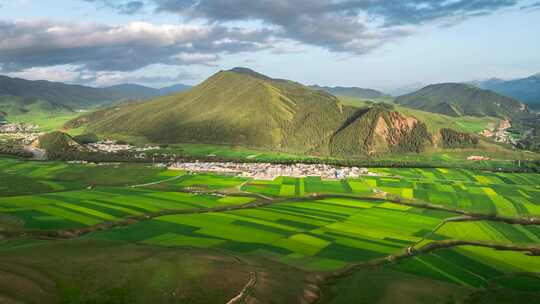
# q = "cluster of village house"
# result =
<box><xmin>480</xmin><ymin>119</ymin><xmax>516</xmax><ymax>145</ymax></box>
<box><xmin>85</xmin><ymin>140</ymin><xmax>160</xmax><ymax>154</ymax></box>
<box><xmin>170</xmin><ymin>161</ymin><xmax>372</xmax><ymax>180</ymax></box>
<box><xmin>0</xmin><ymin>122</ymin><xmax>40</xmax><ymax>144</ymax></box>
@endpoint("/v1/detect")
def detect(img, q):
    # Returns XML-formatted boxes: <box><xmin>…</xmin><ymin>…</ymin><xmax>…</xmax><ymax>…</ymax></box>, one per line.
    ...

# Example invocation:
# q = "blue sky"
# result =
<box><xmin>0</xmin><ymin>0</ymin><xmax>539</xmax><ymax>93</ymax></box>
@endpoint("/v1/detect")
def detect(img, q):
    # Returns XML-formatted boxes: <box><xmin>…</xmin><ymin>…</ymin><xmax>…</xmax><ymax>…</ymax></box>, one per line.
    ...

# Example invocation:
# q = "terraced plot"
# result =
<box><xmin>146</xmin><ymin>172</ymin><xmax>247</xmax><ymax>191</ymax></box>
<box><xmin>1</xmin><ymin>158</ymin><xmax>540</xmax><ymax>301</ymax></box>
<box><xmin>0</xmin><ymin>187</ymin><xmax>254</xmax><ymax>230</ymax></box>
<box><xmin>89</xmin><ymin>198</ymin><xmax>454</xmax><ymax>271</ymax></box>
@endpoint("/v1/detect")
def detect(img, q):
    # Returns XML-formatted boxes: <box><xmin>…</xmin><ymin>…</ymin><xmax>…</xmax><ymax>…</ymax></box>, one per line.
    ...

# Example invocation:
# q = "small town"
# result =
<box><xmin>170</xmin><ymin>161</ymin><xmax>371</xmax><ymax>180</ymax></box>
<box><xmin>0</xmin><ymin>122</ymin><xmax>41</xmax><ymax>144</ymax></box>
<box><xmin>480</xmin><ymin>119</ymin><xmax>516</xmax><ymax>145</ymax></box>
<box><xmin>85</xmin><ymin>140</ymin><xmax>160</xmax><ymax>153</ymax></box>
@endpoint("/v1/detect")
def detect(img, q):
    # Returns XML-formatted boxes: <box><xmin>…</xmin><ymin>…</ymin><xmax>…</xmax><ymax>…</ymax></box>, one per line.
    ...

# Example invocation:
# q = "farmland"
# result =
<box><xmin>0</xmin><ymin>156</ymin><xmax>539</xmax><ymax>303</ymax></box>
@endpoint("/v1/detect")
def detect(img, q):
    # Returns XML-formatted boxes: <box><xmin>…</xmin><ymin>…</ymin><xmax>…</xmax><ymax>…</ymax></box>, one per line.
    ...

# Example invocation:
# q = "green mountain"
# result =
<box><xmin>0</xmin><ymin>75</ymin><xmax>192</xmax><ymax>110</ymax></box>
<box><xmin>310</xmin><ymin>85</ymin><xmax>387</xmax><ymax>99</ymax></box>
<box><xmin>395</xmin><ymin>83</ymin><xmax>528</xmax><ymax>118</ymax></box>
<box><xmin>0</xmin><ymin>75</ymin><xmax>126</xmax><ymax>108</ymax></box>
<box><xmin>37</xmin><ymin>131</ymin><xmax>84</xmax><ymax>159</ymax></box>
<box><xmin>0</xmin><ymin>95</ymin><xmax>72</xmax><ymax>116</ymax></box>
<box><xmin>157</xmin><ymin>83</ymin><xmax>192</xmax><ymax>95</ymax></box>
<box><xmin>471</xmin><ymin>74</ymin><xmax>540</xmax><ymax>109</ymax></box>
<box><xmin>104</xmin><ymin>83</ymin><xmax>192</xmax><ymax>99</ymax></box>
<box><xmin>67</xmin><ymin>68</ymin><xmax>432</xmax><ymax>156</ymax></box>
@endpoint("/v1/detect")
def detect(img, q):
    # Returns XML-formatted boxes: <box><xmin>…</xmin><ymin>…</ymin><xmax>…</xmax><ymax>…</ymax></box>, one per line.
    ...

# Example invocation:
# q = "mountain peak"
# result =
<box><xmin>309</xmin><ymin>85</ymin><xmax>387</xmax><ymax>99</ymax></box>
<box><xmin>396</xmin><ymin>82</ymin><xmax>527</xmax><ymax>118</ymax></box>
<box><xmin>228</xmin><ymin>67</ymin><xmax>273</xmax><ymax>81</ymax></box>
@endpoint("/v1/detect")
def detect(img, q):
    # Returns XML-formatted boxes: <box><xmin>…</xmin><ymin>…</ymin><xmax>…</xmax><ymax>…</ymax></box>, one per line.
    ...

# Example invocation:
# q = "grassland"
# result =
<box><xmin>0</xmin><ymin>157</ymin><xmax>539</xmax><ymax>303</ymax></box>
<box><xmin>7</xmin><ymin>111</ymin><xmax>80</xmax><ymax>132</ymax></box>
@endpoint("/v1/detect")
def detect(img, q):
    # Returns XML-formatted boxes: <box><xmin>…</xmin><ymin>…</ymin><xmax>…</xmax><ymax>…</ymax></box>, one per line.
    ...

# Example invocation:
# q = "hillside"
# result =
<box><xmin>310</xmin><ymin>85</ymin><xmax>387</xmax><ymax>99</ymax></box>
<box><xmin>0</xmin><ymin>74</ymin><xmax>192</xmax><ymax>109</ymax></box>
<box><xmin>67</xmin><ymin>68</ymin><xmax>432</xmax><ymax>157</ymax></box>
<box><xmin>157</xmin><ymin>83</ymin><xmax>192</xmax><ymax>95</ymax></box>
<box><xmin>0</xmin><ymin>95</ymin><xmax>72</xmax><ymax>116</ymax></box>
<box><xmin>0</xmin><ymin>75</ymin><xmax>126</xmax><ymax>108</ymax></box>
<box><xmin>105</xmin><ymin>83</ymin><xmax>192</xmax><ymax>99</ymax></box>
<box><xmin>36</xmin><ymin>131</ymin><xmax>85</xmax><ymax>159</ymax></box>
<box><xmin>471</xmin><ymin>74</ymin><xmax>540</xmax><ymax>109</ymax></box>
<box><xmin>395</xmin><ymin>83</ymin><xmax>528</xmax><ymax>118</ymax></box>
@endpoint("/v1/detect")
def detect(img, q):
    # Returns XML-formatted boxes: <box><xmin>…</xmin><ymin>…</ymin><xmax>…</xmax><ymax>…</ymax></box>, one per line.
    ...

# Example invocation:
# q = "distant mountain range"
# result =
<box><xmin>105</xmin><ymin>83</ymin><xmax>192</xmax><ymax>100</ymax></box>
<box><xmin>309</xmin><ymin>85</ymin><xmax>388</xmax><ymax>99</ymax></box>
<box><xmin>395</xmin><ymin>83</ymin><xmax>528</xmax><ymax>118</ymax></box>
<box><xmin>470</xmin><ymin>73</ymin><xmax>540</xmax><ymax>108</ymax></box>
<box><xmin>67</xmin><ymin>68</ymin><xmax>433</xmax><ymax>156</ymax></box>
<box><xmin>0</xmin><ymin>75</ymin><xmax>192</xmax><ymax>114</ymax></box>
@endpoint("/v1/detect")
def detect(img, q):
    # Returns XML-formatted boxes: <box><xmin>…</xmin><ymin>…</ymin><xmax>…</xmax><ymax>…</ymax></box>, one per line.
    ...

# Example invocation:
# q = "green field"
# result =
<box><xmin>7</xmin><ymin>111</ymin><xmax>80</xmax><ymax>132</ymax></box>
<box><xmin>0</xmin><ymin>156</ymin><xmax>539</xmax><ymax>303</ymax></box>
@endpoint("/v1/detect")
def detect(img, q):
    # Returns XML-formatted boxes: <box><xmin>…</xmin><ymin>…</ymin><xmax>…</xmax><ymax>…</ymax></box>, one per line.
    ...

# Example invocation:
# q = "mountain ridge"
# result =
<box><xmin>67</xmin><ymin>68</ymin><xmax>434</xmax><ymax>156</ymax></box>
<box><xmin>471</xmin><ymin>73</ymin><xmax>540</xmax><ymax>108</ymax></box>
<box><xmin>0</xmin><ymin>74</ymin><xmax>192</xmax><ymax>110</ymax></box>
<box><xmin>395</xmin><ymin>83</ymin><xmax>528</xmax><ymax>118</ymax></box>
<box><xmin>310</xmin><ymin>85</ymin><xmax>388</xmax><ymax>99</ymax></box>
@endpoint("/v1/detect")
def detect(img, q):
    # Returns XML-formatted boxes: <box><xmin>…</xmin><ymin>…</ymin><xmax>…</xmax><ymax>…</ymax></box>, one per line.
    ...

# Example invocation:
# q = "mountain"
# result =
<box><xmin>0</xmin><ymin>74</ymin><xmax>192</xmax><ymax>111</ymax></box>
<box><xmin>0</xmin><ymin>95</ymin><xmax>73</xmax><ymax>117</ymax></box>
<box><xmin>310</xmin><ymin>85</ymin><xmax>388</xmax><ymax>99</ymax></box>
<box><xmin>0</xmin><ymin>75</ymin><xmax>129</xmax><ymax>108</ymax></box>
<box><xmin>158</xmin><ymin>83</ymin><xmax>192</xmax><ymax>95</ymax></box>
<box><xmin>394</xmin><ymin>83</ymin><xmax>528</xmax><ymax>118</ymax></box>
<box><xmin>67</xmin><ymin>68</ymin><xmax>432</xmax><ymax>157</ymax></box>
<box><xmin>471</xmin><ymin>74</ymin><xmax>540</xmax><ymax>108</ymax></box>
<box><xmin>103</xmin><ymin>84</ymin><xmax>161</xmax><ymax>100</ymax></box>
<box><xmin>105</xmin><ymin>83</ymin><xmax>192</xmax><ymax>99</ymax></box>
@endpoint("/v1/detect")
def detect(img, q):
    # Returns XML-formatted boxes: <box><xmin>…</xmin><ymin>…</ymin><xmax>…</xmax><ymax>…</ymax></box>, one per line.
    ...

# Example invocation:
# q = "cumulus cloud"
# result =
<box><xmin>520</xmin><ymin>1</ymin><xmax>540</xmax><ymax>10</ymax></box>
<box><xmin>7</xmin><ymin>65</ymin><xmax>83</xmax><ymax>83</ymax></box>
<box><xmin>5</xmin><ymin>63</ymin><xmax>198</xmax><ymax>87</ymax></box>
<box><xmin>152</xmin><ymin>0</ymin><xmax>524</xmax><ymax>53</ymax></box>
<box><xmin>0</xmin><ymin>20</ymin><xmax>275</xmax><ymax>72</ymax></box>
<box><xmin>84</xmin><ymin>0</ymin><xmax>146</xmax><ymax>15</ymax></box>
<box><xmin>1</xmin><ymin>0</ymin><xmax>533</xmax><ymax>84</ymax></box>
<box><xmin>78</xmin><ymin>69</ymin><xmax>198</xmax><ymax>87</ymax></box>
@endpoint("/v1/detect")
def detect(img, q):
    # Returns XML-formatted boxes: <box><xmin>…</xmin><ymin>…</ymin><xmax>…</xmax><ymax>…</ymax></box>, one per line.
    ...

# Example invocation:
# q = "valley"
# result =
<box><xmin>2</xmin><ymin>2</ymin><xmax>540</xmax><ymax>303</ymax></box>
<box><xmin>1</xmin><ymin>68</ymin><xmax>540</xmax><ymax>303</ymax></box>
<box><xmin>1</xmin><ymin>156</ymin><xmax>539</xmax><ymax>303</ymax></box>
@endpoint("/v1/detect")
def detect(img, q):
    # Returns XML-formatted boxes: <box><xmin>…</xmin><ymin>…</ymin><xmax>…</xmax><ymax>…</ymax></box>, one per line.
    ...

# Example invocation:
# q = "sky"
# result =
<box><xmin>0</xmin><ymin>0</ymin><xmax>539</xmax><ymax>93</ymax></box>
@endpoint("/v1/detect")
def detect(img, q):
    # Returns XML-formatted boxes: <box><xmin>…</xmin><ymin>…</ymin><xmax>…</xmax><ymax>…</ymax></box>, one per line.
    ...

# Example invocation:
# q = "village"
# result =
<box><xmin>0</xmin><ymin>122</ymin><xmax>41</xmax><ymax>144</ymax></box>
<box><xmin>84</xmin><ymin>140</ymin><xmax>161</xmax><ymax>153</ymax></box>
<box><xmin>480</xmin><ymin>119</ymin><xmax>517</xmax><ymax>145</ymax></box>
<box><xmin>170</xmin><ymin>161</ymin><xmax>372</xmax><ymax>180</ymax></box>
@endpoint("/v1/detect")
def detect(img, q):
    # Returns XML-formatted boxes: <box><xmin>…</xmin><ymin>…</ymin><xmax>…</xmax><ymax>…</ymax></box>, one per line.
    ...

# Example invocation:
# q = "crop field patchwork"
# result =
<box><xmin>88</xmin><ymin>199</ymin><xmax>460</xmax><ymax>271</ymax></box>
<box><xmin>0</xmin><ymin>187</ymin><xmax>254</xmax><ymax>230</ymax></box>
<box><xmin>1</xmin><ymin>156</ymin><xmax>539</xmax><ymax>300</ymax></box>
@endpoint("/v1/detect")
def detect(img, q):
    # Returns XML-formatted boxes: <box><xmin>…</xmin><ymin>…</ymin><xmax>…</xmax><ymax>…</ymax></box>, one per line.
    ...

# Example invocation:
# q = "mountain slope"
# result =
<box><xmin>103</xmin><ymin>84</ymin><xmax>161</xmax><ymax>100</ymax></box>
<box><xmin>158</xmin><ymin>83</ymin><xmax>192</xmax><ymax>95</ymax></box>
<box><xmin>104</xmin><ymin>83</ymin><xmax>192</xmax><ymax>99</ymax></box>
<box><xmin>0</xmin><ymin>75</ymin><xmax>192</xmax><ymax>109</ymax></box>
<box><xmin>395</xmin><ymin>83</ymin><xmax>528</xmax><ymax>118</ymax></box>
<box><xmin>68</xmin><ymin>68</ymin><xmax>430</xmax><ymax>156</ymax></box>
<box><xmin>0</xmin><ymin>95</ymin><xmax>72</xmax><ymax>116</ymax></box>
<box><xmin>0</xmin><ymin>75</ymin><xmax>128</xmax><ymax>108</ymax></box>
<box><xmin>310</xmin><ymin>85</ymin><xmax>387</xmax><ymax>99</ymax></box>
<box><xmin>472</xmin><ymin>74</ymin><xmax>540</xmax><ymax>108</ymax></box>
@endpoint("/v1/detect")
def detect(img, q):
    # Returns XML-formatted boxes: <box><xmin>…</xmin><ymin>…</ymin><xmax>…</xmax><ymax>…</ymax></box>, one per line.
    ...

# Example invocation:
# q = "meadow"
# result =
<box><xmin>0</xmin><ymin>156</ymin><xmax>539</xmax><ymax>302</ymax></box>
<box><xmin>8</xmin><ymin>111</ymin><xmax>80</xmax><ymax>132</ymax></box>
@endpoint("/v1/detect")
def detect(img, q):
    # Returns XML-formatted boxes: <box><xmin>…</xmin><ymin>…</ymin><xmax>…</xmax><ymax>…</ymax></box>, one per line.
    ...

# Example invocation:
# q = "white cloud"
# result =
<box><xmin>0</xmin><ymin>19</ymin><xmax>275</xmax><ymax>72</ymax></box>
